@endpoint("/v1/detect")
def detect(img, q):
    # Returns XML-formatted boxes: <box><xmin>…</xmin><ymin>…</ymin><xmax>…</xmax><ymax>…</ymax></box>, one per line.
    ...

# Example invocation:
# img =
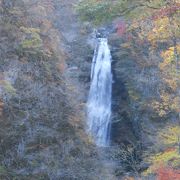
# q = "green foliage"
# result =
<box><xmin>77</xmin><ymin>0</ymin><xmax>170</xmax><ymax>25</ymax></box>
<box><xmin>2</xmin><ymin>80</ymin><xmax>16</xmax><ymax>95</ymax></box>
<box><xmin>0</xmin><ymin>166</ymin><xmax>12</xmax><ymax>179</ymax></box>
<box><xmin>125</xmin><ymin>82</ymin><xmax>141</xmax><ymax>101</ymax></box>
<box><xmin>0</xmin><ymin>166</ymin><xmax>7</xmax><ymax>175</ymax></box>
<box><xmin>76</xmin><ymin>0</ymin><xmax>146</xmax><ymax>25</ymax></box>
<box><xmin>76</xmin><ymin>0</ymin><xmax>117</xmax><ymax>25</ymax></box>
<box><xmin>20</xmin><ymin>27</ymin><xmax>42</xmax><ymax>49</ymax></box>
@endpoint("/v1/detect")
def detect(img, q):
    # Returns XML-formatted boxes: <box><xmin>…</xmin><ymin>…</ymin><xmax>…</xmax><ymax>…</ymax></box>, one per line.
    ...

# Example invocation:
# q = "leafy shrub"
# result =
<box><xmin>144</xmin><ymin>148</ymin><xmax>180</xmax><ymax>175</ymax></box>
<box><xmin>156</xmin><ymin>166</ymin><xmax>180</xmax><ymax>180</ymax></box>
<box><xmin>20</xmin><ymin>27</ymin><xmax>42</xmax><ymax>49</ymax></box>
<box><xmin>76</xmin><ymin>0</ymin><xmax>121</xmax><ymax>25</ymax></box>
<box><xmin>1</xmin><ymin>80</ymin><xmax>16</xmax><ymax>95</ymax></box>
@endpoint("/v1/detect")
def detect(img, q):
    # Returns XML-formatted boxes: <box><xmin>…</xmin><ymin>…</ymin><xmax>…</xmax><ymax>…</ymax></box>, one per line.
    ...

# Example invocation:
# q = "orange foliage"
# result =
<box><xmin>157</xmin><ymin>166</ymin><xmax>180</xmax><ymax>180</ymax></box>
<box><xmin>0</xmin><ymin>99</ymin><xmax>3</xmax><ymax>116</ymax></box>
<box><xmin>123</xmin><ymin>177</ymin><xmax>135</xmax><ymax>180</ymax></box>
<box><xmin>152</xmin><ymin>3</ymin><xmax>180</xmax><ymax>20</ymax></box>
<box><xmin>0</xmin><ymin>74</ymin><xmax>4</xmax><ymax>116</ymax></box>
<box><xmin>116</xmin><ymin>20</ymin><xmax>126</xmax><ymax>36</ymax></box>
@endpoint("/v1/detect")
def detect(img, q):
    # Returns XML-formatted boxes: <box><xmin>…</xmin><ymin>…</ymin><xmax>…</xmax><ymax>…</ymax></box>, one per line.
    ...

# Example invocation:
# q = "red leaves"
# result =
<box><xmin>157</xmin><ymin>166</ymin><xmax>180</xmax><ymax>180</ymax></box>
<box><xmin>116</xmin><ymin>20</ymin><xmax>126</xmax><ymax>36</ymax></box>
<box><xmin>152</xmin><ymin>3</ymin><xmax>180</xmax><ymax>20</ymax></box>
<box><xmin>126</xmin><ymin>34</ymin><xmax>133</xmax><ymax>42</ymax></box>
<box><xmin>0</xmin><ymin>99</ymin><xmax>3</xmax><ymax>117</ymax></box>
<box><xmin>165</xmin><ymin>147</ymin><xmax>176</xmax><ymax>153</ymax></box>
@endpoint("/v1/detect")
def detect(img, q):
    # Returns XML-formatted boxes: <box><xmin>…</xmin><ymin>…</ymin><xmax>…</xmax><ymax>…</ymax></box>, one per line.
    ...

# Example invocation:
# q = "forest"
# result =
<box><xmin>0</xmin><ymin>0</ymin><xmax>180</xmax><ymax>179</ymax></box>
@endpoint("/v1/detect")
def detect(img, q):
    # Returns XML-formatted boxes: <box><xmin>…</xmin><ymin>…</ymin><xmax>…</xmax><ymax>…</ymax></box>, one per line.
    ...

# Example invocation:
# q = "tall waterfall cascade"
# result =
<box><xmin>87</xmin><ymin>38</ymin><xmax>112</xmax><ymax>146</ymax></box>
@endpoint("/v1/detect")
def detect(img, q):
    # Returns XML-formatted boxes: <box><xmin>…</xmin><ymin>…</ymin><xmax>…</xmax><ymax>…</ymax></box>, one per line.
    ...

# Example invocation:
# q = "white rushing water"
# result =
<box><xmin>87</xmin><ymin>38</ymin><xmax>112</xmax><ymax>146</ymax></box>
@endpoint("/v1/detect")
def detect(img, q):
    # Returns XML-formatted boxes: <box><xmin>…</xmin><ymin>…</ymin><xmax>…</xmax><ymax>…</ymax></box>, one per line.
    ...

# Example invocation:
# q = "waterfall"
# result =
<box><xmin>87</xmin><ymin>38</ymin><xmax>112</xmax><ymax>146</ymax></box>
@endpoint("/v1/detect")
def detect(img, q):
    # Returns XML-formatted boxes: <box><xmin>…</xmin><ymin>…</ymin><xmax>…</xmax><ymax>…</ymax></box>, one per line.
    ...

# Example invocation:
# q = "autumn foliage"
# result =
<box><xmin>116</xmin><ymin>20</ymin><xmax>126</xmax><ymax>36</ymax></box>
<box><xmin>152</xmin><ymin>3</ymin><xmax>180</xmax><ymax>20</ymax></box>
<box><xmin>78</xmin><ymin>1</ymin><xmax>180</xmax><ymax>178</ymax></box>
<box><xmin>157</xmin><ymin>166</ymin><xmax>180</xmax><ymax>180</ymax></box>
<box><xmin>0</xmin><ymin>99</ymin><xmax>3</xmax><ymax>116</ymax></box>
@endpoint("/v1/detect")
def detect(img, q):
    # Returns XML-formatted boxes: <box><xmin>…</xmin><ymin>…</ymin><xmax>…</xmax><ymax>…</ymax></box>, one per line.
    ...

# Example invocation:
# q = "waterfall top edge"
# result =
<box><xmin>97</xmin><ymin>38</ymin><xmax>108</xmax><ymax>42</ymax></box>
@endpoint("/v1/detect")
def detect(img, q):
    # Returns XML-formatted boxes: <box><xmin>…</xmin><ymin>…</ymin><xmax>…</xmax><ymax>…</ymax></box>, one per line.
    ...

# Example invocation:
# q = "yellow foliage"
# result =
<box><xmin>150</xmin><ymin>149</ymin><xmax>179</xmax><ymax>164</ymax></box>
<box><xmin>158</xmin><ymin>126</ymin><xmax>180</xmax><ymax>146</ymax></box>
<box><xmin>159</xmin><ymin>45</ymin><xmax>180</xmax><ymax>91</ymax></box>
<box><xmin>121</xmin><ymin>42</ymin><xmax>132</xmax><ymax>48</ymax></box>
<box><xmin>20</xmin><ymin>27</ymin><xmax>41</xmax><ymax>34</ymax></box>
<box><xmin>126</xmin><ymin>82</ymin><xmax>140</xmax><ymax>101</ymax></box>
<box><xmin>151</xmin><ymin>100</ymin><xmax>168</xmax><ymax>117</ymax></box>
<box><xmin>146</xmin><ymin>15</ymin><xmax>179</xmax><ymax>45</ymax></box>
<box><xmin>160</xmin><ymin>45</ymin><xmax>180</xmax><ymax>70</ymax></box>
<box><xmin>144</xmin><ymin>148</ymin><xmax>180</xmax><ymax>175</ymax></box>
<box><xmin>151</xmin><ymin>92</ymin><xmax>171</xmax><ymax>117</ymax></box>
<box><xmin>20</xmin><ymin>27</ymin><xmax>42</xmax><ymax>49</ymax></box>
<box><xmin>147</xmin><ymin>17</ymin><xmax>171</xmax><ymax>43</ymax></box>
<box><xmin>163</xmin><ymin>77</ymin><xmax>178</xmax><ymax>91</ymax></box>
<box><xmin>0</xmin><ymin>80</ymin><xmax>16</xmax><ymax>95</ymax></box>
<box><xmin>151</xmin><ymin>91</ymin><xmax>179</xmax><ymax>116</ymax></box>
<box><xmin>171</xmin><ymin>97</ymin><xmax>180</xmax><ymax>113</ymax></box>
<box><xmin>144</xmin><ymin>125</ymin><xmax>180</xmax><ymax>176</ymax></box>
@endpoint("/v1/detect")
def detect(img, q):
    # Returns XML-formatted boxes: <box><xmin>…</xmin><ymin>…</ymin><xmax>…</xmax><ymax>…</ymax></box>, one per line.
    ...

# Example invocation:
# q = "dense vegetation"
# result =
<box><xmin>0</xmin><ymin>0</ymin><xmax>105</xmax><ymax>179</ymax></box>
<box><xmin>77</xmin><ymin>0</ymin><xmax>180</xmax><ymax>179</ymax></box>
<box><xmin>0</xmin><ymin>0</ymin><xmax>179</xmax><ymax>179</ymax></box>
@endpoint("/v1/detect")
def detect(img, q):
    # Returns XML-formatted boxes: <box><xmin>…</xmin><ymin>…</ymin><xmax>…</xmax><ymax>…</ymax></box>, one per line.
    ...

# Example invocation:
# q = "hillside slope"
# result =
<box><xmin>0</xmin><ymin>0</ymin><xmax>117</xmax><ymax>179</ymax></box>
